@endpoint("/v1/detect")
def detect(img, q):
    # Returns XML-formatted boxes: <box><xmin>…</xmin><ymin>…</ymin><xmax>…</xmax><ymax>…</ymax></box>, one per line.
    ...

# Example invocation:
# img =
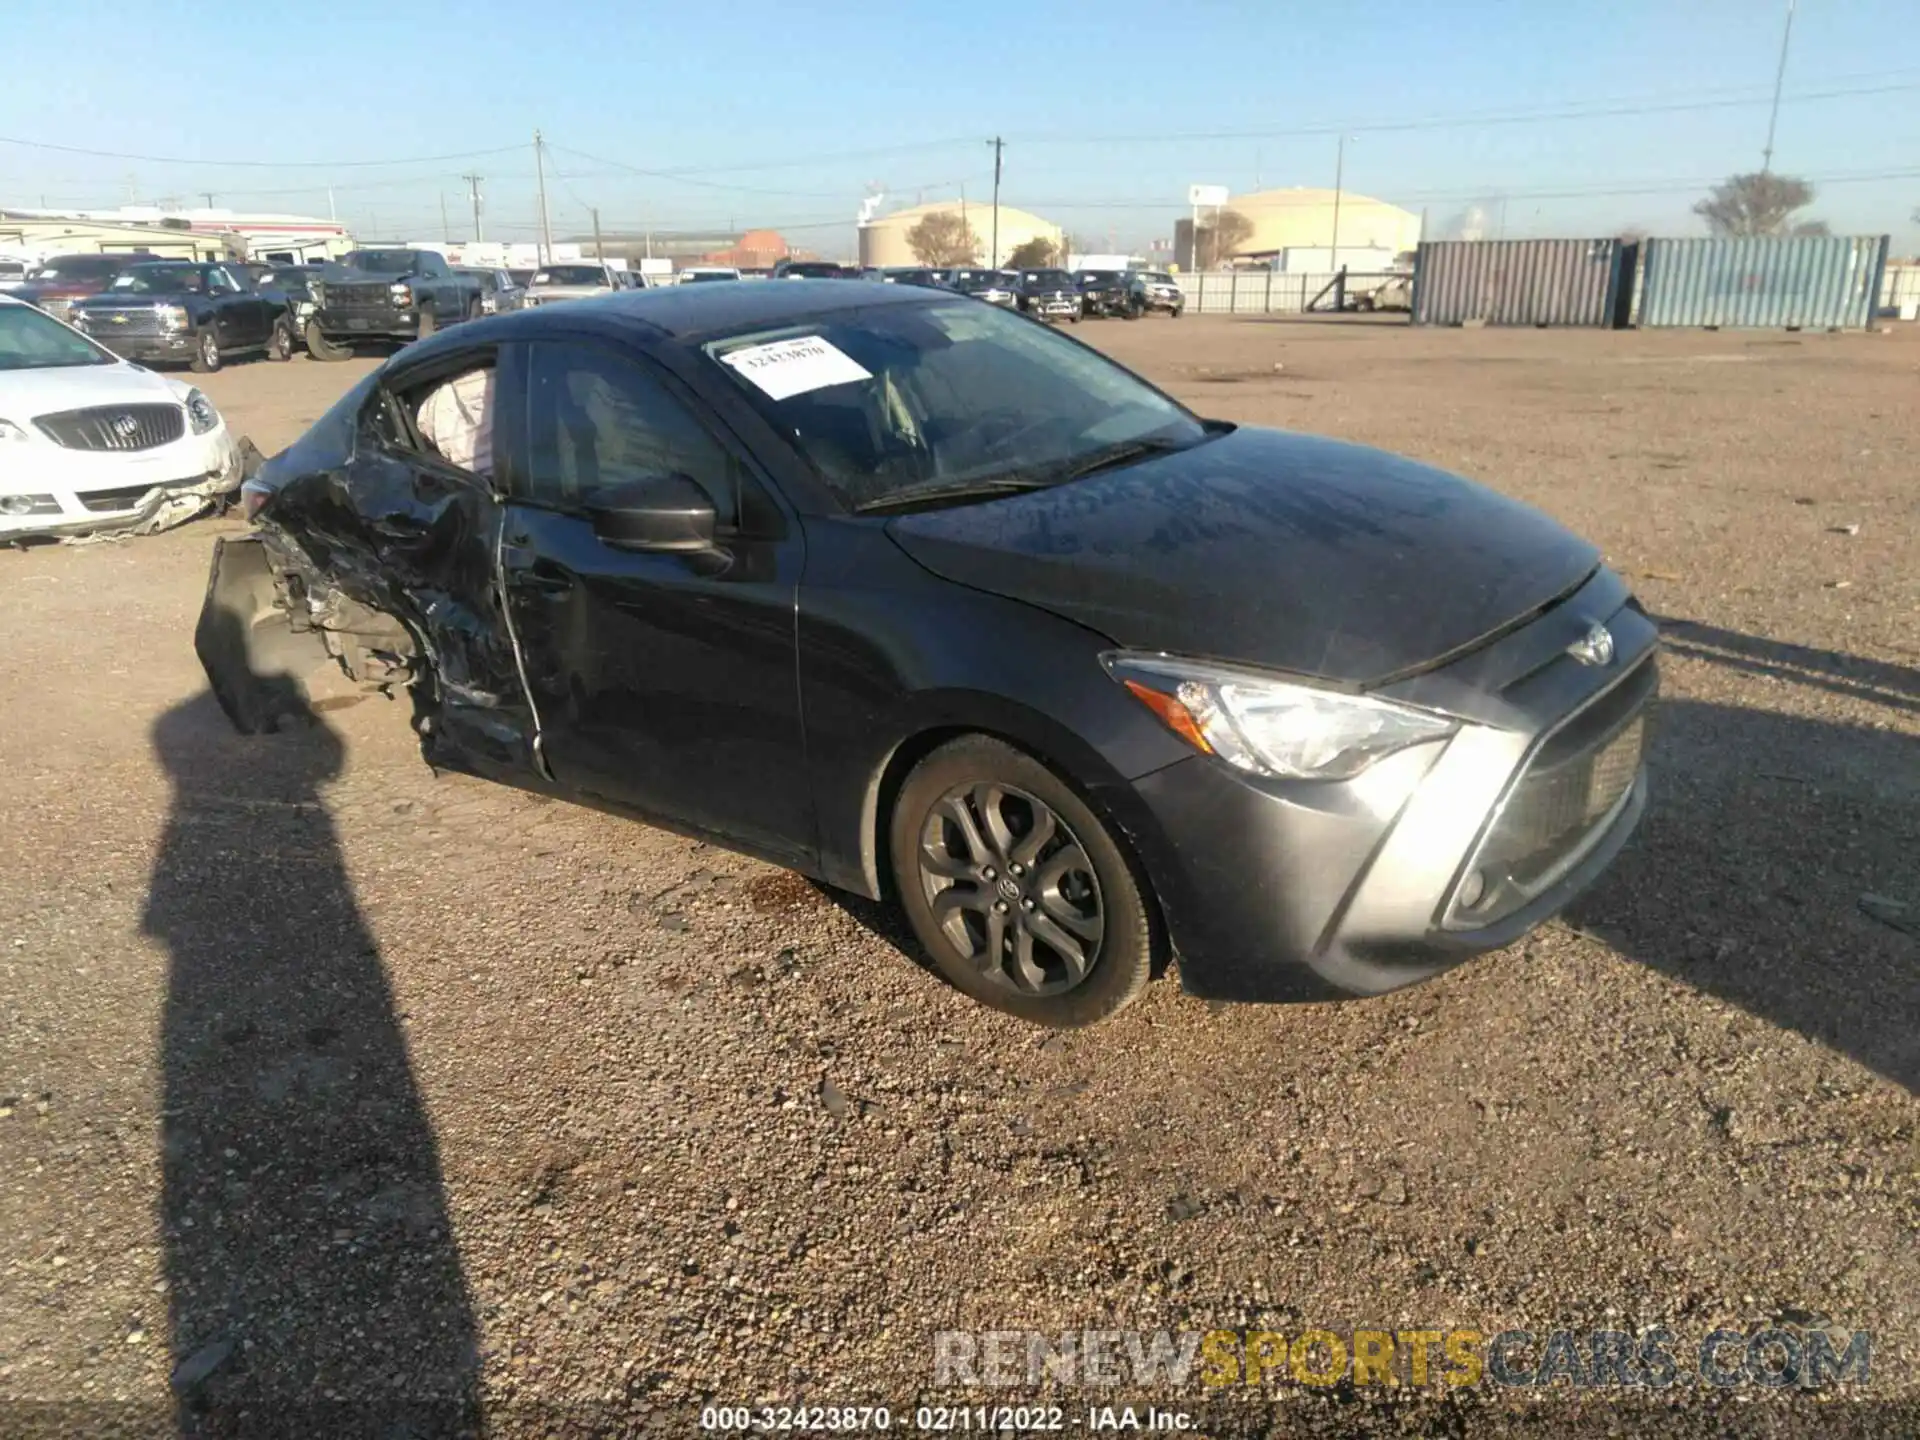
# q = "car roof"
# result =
<box><xmin>458</xmin><ymin>278</ymin><xmax>937</xmax><ymax>347</ymax></box>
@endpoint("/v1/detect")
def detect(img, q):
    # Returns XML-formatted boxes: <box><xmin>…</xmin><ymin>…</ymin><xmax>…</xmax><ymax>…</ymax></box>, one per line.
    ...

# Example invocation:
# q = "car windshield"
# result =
<box><xmin>956</xmin><ymin>275</ymin><xmax>1007</xmax><ymax>291</ymax></box>
<box><xmin>684</xmin><ymin>271</ymin><xmax>737</xmax><ymax>282</ymax></box>
<box><xmin>703</xmin><ymin>297</ymin><xmax>1207</xmax><ymax>513</ymax></box>
<box><xmin>31</xmin><ymin>255</ymin><xmax>134</xmax><ymax>282</ymax></box>
<box><xmin>109</xmin><ymin>265</ymin><xmax>206</xmax><ymax>294</ymax></box>
<box><xmin>342</xmin><ymin>249</ymin><xmax>418</xmax><ymax>274</ymax></box>
<box><xmin>1023</xmin><ymin>270</ymin><xmax>1072</xmax><ymax>288</ymax></box>
<box><xmin>0</xmin><ymin>303</ymin><xmax>115</xmax><ymax>370</ymax></box>
<box><xmin>1078</xmin><ymin>272</ymin><xmax>1122</xmax><ymax>286</ymax></box>
<box><xmin>534</xmin><ymin>265</ymin><xmax>607</xmax><ymax>286</ymax></box>
<box><xmin>508</xmin><ymin>269</ymin><xmax>535</xmax><ymax>284</ymax></box>
<box><xmin>782</xmin><ymin>263</ymin><xmax>841</xmax><ymax>278</ymax></box>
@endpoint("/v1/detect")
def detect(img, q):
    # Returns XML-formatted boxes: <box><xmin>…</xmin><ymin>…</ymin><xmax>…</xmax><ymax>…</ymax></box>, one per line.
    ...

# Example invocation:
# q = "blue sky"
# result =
<box><xmin>3</xmin><ymin>0</ymin><xmax>1916</xmax><ymax>255</ymax></box>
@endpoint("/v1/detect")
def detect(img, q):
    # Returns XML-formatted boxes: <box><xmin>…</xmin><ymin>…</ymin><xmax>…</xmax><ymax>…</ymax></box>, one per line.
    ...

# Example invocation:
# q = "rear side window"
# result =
<box><xmin>516</xmin><ymin>341</ymin><xmax>744</xmax><ymax>525</ymax></box>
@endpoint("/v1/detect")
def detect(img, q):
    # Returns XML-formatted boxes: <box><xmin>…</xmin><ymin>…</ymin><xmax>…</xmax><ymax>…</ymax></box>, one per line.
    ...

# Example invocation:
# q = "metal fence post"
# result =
<box><xmin>1230</xmin><ymin>270</ymin><xmax>1238</xmax><ymax>311</ymax></box>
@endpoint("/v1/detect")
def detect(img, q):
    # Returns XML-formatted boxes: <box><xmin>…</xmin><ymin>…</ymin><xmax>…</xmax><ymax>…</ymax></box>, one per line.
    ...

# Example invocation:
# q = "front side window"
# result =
<box><xmin>0</xmin><ymin>304</ymin><xmax>115</xmax><ymax>370</ymax></box>
<box><xmin>518</xmin><ymin>342</ymin><xmax>742</xmax><ymax>523</ymax></box>
<box><xmin>703</xmin><ymin>297</ymin><xmax>1204</xmax><ymax>513</ymax></box>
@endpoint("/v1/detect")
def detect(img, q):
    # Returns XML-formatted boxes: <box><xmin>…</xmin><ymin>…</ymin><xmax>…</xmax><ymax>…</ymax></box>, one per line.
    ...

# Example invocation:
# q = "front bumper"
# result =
<box><xmin>83</xmin><ymin>331</ymin><xmax>198</xmax><ymax>363</ymax></box>
<box><xmin>313</xmin><ymin>305</ymin><xmax>422</xmax><ymax>341</ymax></box>
<box><xmin>0</xmin><ymin>427</ymin><xmax>241</xmax><ymax>540</ymax></box>
<box><xmin>1122</xmin><ymin>570</ymin><xmax>1658</xmax><ymax>1002</ymax></box>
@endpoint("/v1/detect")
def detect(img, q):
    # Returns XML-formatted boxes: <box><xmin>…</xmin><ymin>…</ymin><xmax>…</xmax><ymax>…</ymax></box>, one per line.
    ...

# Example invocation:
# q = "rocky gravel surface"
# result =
<box><xmin>0</xmin><ymin>321</ymin><xmax>1914</xmax><ymax>1437</ymax></box>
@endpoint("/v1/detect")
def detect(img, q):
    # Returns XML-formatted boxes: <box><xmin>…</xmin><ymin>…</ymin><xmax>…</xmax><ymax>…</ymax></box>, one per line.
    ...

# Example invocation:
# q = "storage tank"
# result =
<box><xmin>858</xmin><ymin>200</ymin><xmax>1062</xmax><ymax>269</ymax></box>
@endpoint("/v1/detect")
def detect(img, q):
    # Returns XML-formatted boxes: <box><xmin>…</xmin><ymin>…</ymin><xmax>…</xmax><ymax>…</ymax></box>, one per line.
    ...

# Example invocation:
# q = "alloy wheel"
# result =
<box><xmin>916</xmin><ymin>781</ymin><xmax>1104</xmax><ymax>996</ymax></box>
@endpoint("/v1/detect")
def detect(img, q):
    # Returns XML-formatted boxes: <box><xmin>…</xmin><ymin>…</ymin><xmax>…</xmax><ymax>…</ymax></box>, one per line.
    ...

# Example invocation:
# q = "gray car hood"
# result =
<box><xmin>884</xmin><ymin>426</ymin><xmax>1600</xmax><ymax>686</ymax></box>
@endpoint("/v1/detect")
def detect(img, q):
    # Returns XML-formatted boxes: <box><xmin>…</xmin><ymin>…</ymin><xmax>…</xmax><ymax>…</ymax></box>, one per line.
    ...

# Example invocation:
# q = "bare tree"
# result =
<box><xmin>1004</xmin><ymin>237</ymin><xmax>1057</xmax><ymax>269</ymax></box>
<box><xmin>1195</xmin><ymin>208</ymin><xmax>1254</xmax><ymax>268</ymax></box>
<box><xmin>905</xmin><ymin>212</ymin><xmax>981</xmax><ymax>266</ymax></box>
<box><xmin>1693</xmin><ymin>173</ymin><xmax>1823</xmax><ymax>237</ymax></box>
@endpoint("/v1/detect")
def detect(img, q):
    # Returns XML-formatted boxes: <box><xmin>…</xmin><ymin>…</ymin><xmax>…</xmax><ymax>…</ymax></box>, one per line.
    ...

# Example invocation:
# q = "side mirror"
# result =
<box><xmin>586</xmin><ymin>473</ymin><xmax>716</xmax><ymax>553</ymax></box>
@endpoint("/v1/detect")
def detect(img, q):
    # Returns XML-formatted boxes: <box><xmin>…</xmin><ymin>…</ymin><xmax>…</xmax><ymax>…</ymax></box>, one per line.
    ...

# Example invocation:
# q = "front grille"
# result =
<box><xmin>83</xmin><ymin>308</ymin><xmax>166</xmax><ymax>338</ymax></box>
<box><xmin>1456</xmin><ymin>657</ymin><xmax>1657</xmax><ymax>920</ymax></box>
<box><xmin>323</xmin><ymin>282</ymin><xmax>394</xmax><ymax>309</ymax></box>
<box><xmin>36</xmin><ymin>404</ymin><xmax>185</xmax><ymax>453</ymax></box>
<box><xmin>77</xmin><ymin>482</ymin><xmax>164</xmax><ymax>513</ymax></box>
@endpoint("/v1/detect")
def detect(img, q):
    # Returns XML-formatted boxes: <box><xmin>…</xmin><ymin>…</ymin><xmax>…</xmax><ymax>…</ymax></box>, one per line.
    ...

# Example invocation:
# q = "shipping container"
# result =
<box><xmin>1411</xmin><ymin>239</ymin><xmax>1630</xmax><ymax>328</ymax></box>
<box><xmin>1637</xmin><ymin>235</ymin><xmax>1889</xmax><ymax>330</ymax></box>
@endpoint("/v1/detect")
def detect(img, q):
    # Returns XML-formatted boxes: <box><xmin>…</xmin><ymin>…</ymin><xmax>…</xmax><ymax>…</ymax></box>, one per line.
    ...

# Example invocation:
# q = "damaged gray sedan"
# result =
<box><xmin>199</xmin><ymin>282</ymin><xmax>1654</xmax><ymax>1027</ymax></box>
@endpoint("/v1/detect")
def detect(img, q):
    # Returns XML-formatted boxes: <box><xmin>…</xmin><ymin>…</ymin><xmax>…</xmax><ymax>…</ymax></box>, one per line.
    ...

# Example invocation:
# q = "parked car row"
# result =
<box><xmin>859</xmin><ymin>265</ymin><xmax>1185</xmax><ymax>322</ymax></box>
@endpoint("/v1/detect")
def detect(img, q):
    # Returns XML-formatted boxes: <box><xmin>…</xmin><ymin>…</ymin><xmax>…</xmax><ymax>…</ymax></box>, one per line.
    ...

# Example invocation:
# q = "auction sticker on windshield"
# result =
<box><xmin>720</xmin><ymin>335</ymin><xmax>871</xmax><ymax>401</ymax></box>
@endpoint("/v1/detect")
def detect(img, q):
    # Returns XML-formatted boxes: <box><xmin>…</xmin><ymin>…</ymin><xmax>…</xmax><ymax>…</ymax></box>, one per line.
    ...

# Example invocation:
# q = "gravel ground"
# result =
<box><xmin>0</xmin><ymin>320</ymin><xmax>1914</xmax><ymax>1438</ymax></box>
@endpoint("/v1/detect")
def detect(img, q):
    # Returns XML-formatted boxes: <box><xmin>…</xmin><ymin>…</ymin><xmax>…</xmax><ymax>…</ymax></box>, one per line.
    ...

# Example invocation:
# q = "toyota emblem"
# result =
<box><xmin>1566</xmin><ymin>622</ymin><xmax>1615</xmax><ymax>668</ymax></box>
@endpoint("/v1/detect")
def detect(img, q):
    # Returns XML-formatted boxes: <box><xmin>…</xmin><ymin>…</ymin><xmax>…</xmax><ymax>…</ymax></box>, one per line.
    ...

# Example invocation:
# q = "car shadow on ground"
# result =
<box><xmin>1653</xmin><ymin>616</ymin><xmax>1920</xmax><ymax>714</ymax></box>
<box><xmin>1567</xmin><ymin>633</ymin><xmax>1919</xmax><ymax>1096</ymax></box>
<box><xmin>142</xmin><ymin>627</ymin><xmax>479</xmax><ymax>1431</ymax></box>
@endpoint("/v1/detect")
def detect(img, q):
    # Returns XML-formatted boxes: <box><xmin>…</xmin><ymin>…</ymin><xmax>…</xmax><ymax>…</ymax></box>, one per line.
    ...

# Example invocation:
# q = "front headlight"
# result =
<box><xmin>184</xmin><ymin>388</ymin><xmax>218</xmax><ymax>435</ymax></box>
<box><xmin>0</xmin><ymin>418</ymin><xmax>33</xmax><ymax>443</ymax></box>
<box><xmin>389</xmin><ymin>282</ymin><xmax>413</xmax><ymax>306</ymax></box>
<box><xmin>158</xmin><ymin>305</ymin><xmax>189</xmax><ymax>330</ymax></box>
<box><xmin>1104</xmin><ymin>653</ymin><xmax>1456</xmax><ymax>781</ymax></box>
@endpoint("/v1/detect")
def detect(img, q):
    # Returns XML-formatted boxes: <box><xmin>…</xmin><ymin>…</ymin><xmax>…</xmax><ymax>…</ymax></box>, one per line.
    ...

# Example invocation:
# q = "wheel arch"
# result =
<box><xmin>857</xmin><ymin>694</ymin><xmax>1175</xmax><ymax>972</ymax></box>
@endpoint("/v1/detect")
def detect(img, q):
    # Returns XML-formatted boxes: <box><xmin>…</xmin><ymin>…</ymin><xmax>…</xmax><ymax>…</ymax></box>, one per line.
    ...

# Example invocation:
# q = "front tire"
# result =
<box><xmin>889</xmin><ymin>735</ymin><xmax>1155</xmax><ymax>1028</ymax></box>
<box><xmin>305</xmin><ymin>321</ymin><xmax>351</xmax><ymax>361</ymax></box>
<box><xmin>465</xmin><ymin>298</ymin><xmax>482</xmax><ymax>322</ymax></box>
<box><xmin>415</xmin><ymin>307</ymin><xmax>437</xmax><ymax>340</ymax></box>
<box><xmin>189</xmin><ymin>329</ymin><xmax>221</xmax><ymax>374</ymax></box>
<box><xmin>266</xmin><ymin>318</ymin><xmax>293</xmax><ymax>361</ymax></box>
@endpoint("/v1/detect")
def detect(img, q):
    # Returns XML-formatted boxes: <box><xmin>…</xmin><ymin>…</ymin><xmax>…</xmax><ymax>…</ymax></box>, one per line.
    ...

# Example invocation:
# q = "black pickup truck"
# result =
<box><xmin>68</xmin><ymin>260</ymin><xmax>296</xmax><ymax>371</ymax></box>
<box><xmin>304</xmin><ymin>247</ymin><xmax>486</xmax><ymax>359</ymax></box>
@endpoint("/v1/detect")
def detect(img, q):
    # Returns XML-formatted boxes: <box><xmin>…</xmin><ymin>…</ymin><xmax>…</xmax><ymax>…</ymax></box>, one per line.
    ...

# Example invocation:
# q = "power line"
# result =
<box><xmin>1010</xmin><ymin>78</ymin><xmax>1920</xmax><ymax>147</ymax></box>
<box><xmin>0</xmin><ymin>137</ymin><xmax>527</xmax><ymax>169</ymax></box>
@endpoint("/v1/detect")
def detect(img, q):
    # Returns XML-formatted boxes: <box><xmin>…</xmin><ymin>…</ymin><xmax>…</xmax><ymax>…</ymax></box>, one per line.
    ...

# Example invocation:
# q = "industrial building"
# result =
<box><xmin>858</xmin><ymin>200</ymin><xmax>1061</xmax><ymax>270</ymax></box>
<box><xmin>1177</xmin><ymin>187</ymin><xmax>1422</xmax><ymax>269</ymax></box>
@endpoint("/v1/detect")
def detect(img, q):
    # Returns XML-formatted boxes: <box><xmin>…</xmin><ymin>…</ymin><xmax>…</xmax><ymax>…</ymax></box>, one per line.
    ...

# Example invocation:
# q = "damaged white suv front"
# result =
<box><xmin>0</xmin><ymin>294</ymin><xmax>241</xmax><ymax>541</ymax></box>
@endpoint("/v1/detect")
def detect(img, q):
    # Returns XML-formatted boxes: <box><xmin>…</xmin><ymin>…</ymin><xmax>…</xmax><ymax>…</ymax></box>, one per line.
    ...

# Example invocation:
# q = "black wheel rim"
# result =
<box><xmin>917</xmin><ymin>782</ymin><xmax>1104</xmax><ymax>996</ymax></box>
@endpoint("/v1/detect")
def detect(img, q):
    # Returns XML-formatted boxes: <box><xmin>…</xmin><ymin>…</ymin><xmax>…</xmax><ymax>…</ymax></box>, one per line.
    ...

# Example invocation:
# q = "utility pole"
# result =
<box><xmin>202</xmin><ymin>192</ymin><xmax>215</xmax><ymax>209</ymax></box>
<box><xmin>592</xmin><ymin>207</ymin><xmax>605</xmax><ymax>262</ymax></box>
<box><xmin>534</xmin><ymin>129</ymin><xmax>554</xmax><ymax>265</ymax></box>
<box><xmin>1329</xmin><ymin>135</ymin><xmax>1348</xmax><ymax>267</ymax></box>
<box><xmin>462</xmin><ymin>173</ymin><xmax>484</xmax><ymax>241</ymax></box>
<box><xmin>440</xmin><ymin>191</ymin><xmax>450</xmax><ymax>243</ymax></box>
<box><xmin>1761</xmin><ymin>0</ymin><xmax>1797</xmax><ymax>173</ymax></box>
<box><xmin>327</xmin><ymin>185</ymin><xmax>337</xmax><ymax>222</ymax></box>
<box><xmin>987</xmin><ymin>136</ymin><xmax>1004</xmax><ymax>268</ymax></box>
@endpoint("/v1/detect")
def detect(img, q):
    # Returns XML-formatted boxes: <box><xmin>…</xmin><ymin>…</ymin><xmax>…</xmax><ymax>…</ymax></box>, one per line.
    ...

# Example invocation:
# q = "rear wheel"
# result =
<box><xmin>189</xmin><ymin>328</ymin><xmax>221</xmax><ymax>373</ymax></box>
<box><xmin>305</xmin><ymin>322</ymin><xmax>351</xmax><ymax>361</ymax></box>
<box><xmin>266</xmin><ymin>317</ymin><xmax>293</xmax><ymax>361</ymax></box>
<box><xmin>889</xmin><ymin>735</ymin><xmax>1155</xmax><ymax>1028</ymax></box>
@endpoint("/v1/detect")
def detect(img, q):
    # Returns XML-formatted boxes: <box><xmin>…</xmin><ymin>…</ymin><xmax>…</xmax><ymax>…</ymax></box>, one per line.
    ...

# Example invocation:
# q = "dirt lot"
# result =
<box><xmin>1</xmin><ymin>319</ymin><xmax>1916</xmax><ymax>1437</ymax></box>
